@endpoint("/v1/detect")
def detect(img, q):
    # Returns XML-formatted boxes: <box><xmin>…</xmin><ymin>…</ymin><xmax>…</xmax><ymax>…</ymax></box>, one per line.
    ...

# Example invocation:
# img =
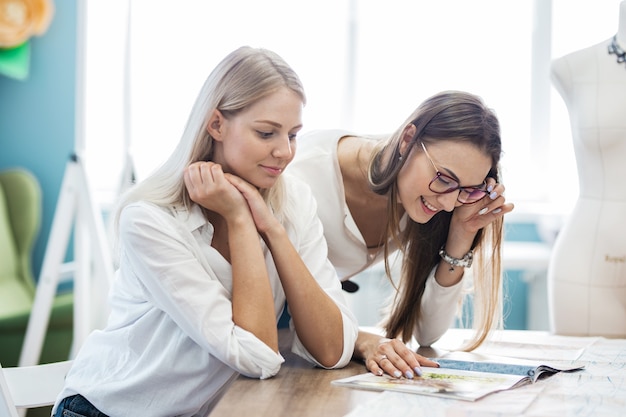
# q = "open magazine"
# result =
<box><xmin>332</xmin><ymin>358</ymin><xmax>585</xmax><ymax>401</ymax></box>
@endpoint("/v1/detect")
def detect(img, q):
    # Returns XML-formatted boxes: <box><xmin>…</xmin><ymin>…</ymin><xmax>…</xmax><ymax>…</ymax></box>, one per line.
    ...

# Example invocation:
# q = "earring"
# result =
<box><xmin>399</xmin><ymin>154</ymin><xmax>403</xmax><ymax>162</ymax></box>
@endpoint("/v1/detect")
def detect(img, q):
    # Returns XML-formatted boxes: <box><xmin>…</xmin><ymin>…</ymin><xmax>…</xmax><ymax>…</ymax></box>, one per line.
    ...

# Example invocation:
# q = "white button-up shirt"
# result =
<box><xmin>53</xmin><ymin>176</ymin><xmax>358</xmax><ymax>417</ymax></box>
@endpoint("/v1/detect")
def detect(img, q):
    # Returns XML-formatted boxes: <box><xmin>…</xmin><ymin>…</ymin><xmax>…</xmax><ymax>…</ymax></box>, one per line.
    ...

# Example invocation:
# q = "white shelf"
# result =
<box><xmin>502</xmin><ymin>241</ymin><xmax>553</xmax><ymax>271</ymax></box>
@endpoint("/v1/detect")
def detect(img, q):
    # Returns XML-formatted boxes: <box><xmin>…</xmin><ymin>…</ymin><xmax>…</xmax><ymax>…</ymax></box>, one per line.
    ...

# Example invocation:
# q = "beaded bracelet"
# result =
<box><xmin>439</xmin><ymin>245</ymin><xmax>474</xmax><ymax>272</ymax></box>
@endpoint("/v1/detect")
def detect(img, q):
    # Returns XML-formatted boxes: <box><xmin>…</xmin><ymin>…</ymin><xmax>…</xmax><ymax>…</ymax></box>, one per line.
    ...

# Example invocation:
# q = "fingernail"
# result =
<box><xmin>414</xmin><ymin>367</ymin><xmax>423</xmax><ymax>377</ymax></box>
<box><xmin>478</xmin><ymin>207</ymin><xmax>488</xmax><ymax>215</ymax></box>
<box><xmin>405</xmin><ymin>370</ymin><xmax>414</xmax><ymax>379</ymax></box>
<box><xmin>393</xmin><ymin>370</ymin><xmax>403</xmax><ymax>378</ymax></box>
<box><xmin>487</xmin><ymin>185</ymin><xmax>494</xmax><ymax>193</ymax></box>
<box><xmin>489</xmin><ymin>191</ymin><xmax>498</xmax><ymax>200</ymax></box>
<box><xmin>376</xmin><ymin>369</ymin><xmax>383</xmax><ymax>376</ymax></box>
<box><xmin>492</xmin><ymin>208</ymin><xmax>502</xmax><ymax>214</ymax></box>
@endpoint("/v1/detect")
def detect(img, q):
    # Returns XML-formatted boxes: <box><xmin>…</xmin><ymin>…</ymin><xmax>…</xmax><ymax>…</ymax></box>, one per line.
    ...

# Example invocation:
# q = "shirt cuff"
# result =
<box><xmin>230</xmin><ymin>326</ymin><xmax>285</xmax><ymax>379</ymax></box>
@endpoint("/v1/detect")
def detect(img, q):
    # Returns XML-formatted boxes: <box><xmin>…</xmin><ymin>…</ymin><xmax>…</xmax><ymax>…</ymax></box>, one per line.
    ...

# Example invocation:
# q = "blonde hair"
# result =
<box><xmin>111</xmin><ymin>46</ymin><xmax>305</xmax><ymax>248</ymax></box>
<box><xmin>370</xmin><ymin>90</ymin><xmax>504</xmax><ymax>351</ymax></box>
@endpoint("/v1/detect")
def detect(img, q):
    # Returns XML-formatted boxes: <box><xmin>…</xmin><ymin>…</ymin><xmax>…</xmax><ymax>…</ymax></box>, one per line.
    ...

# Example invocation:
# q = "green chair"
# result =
<box><xmin>0</xmin><ymin>168</ymin><xmax>73</xmax><ymax>368</ymax></box>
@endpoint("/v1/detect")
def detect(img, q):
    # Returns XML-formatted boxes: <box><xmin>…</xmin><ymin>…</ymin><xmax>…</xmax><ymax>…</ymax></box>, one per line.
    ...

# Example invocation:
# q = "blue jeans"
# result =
<box><xmin>54</xmin><ymin>395</ymin><xmax>109</xmax><ymax>417</ymax></box>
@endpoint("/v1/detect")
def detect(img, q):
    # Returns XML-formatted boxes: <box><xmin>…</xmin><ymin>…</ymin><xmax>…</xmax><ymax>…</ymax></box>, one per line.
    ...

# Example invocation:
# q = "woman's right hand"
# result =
<box><xmin>183</xmin><ymin>161</ymin><xmax>248</xmax><ymax>219</ymax></box>
<box><xmin>365</xmin><ymin>338</ymin><xmax>439</xmax><ymax>379</ymax></box>
<box><xmin>357</xmin><ymin>332</ymin><xmax>439</xmax><ymax>379</ymax></box>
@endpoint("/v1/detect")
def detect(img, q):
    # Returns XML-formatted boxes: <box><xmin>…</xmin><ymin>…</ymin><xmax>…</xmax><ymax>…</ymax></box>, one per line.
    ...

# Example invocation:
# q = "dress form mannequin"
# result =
<box><xmin>548</xmin><ymin>1</ymin><xmax>626</xmax><ymax>337</ymax></box>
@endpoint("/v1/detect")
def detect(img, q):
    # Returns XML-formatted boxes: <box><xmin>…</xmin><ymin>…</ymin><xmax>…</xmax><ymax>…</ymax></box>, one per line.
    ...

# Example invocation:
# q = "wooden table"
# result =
<box><xmin>208</xmin><ymin>329</ymin><xmax>443</xmax><ymax>417</ymax></box>
<box><xmin>209</xmin><ymin>328</ymin><xmax>626</xmax><ymax>417</ymax></box>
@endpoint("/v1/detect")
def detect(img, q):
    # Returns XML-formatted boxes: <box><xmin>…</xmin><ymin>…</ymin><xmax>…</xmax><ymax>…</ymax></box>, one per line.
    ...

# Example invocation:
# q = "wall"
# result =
<box><xmin>502</xmin><ymin>220</ymin><xmax>551</xmax><ymax>330</ymax></box>
<box><xmin>0</xmin><ymin>0</ymin><xmax>78</xmax><ymax>278</ymax></box>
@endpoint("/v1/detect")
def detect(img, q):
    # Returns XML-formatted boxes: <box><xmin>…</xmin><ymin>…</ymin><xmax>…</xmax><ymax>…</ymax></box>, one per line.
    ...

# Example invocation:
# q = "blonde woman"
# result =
<box><xmin>53</xmin><ymin>47</ymin><xmax>358</xmax><ymax>417</ymax></box>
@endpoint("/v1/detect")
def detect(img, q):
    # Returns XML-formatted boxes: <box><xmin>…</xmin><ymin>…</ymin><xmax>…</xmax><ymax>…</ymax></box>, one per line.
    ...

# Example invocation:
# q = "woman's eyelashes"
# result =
<box><xmin>256</xmin><ymin>130</ymin><xmax>274</xmax><ymax>139</ymax></box>
<box><xmin>255</xmin><ymin>130</ymin><xmax>298</xmax><ymax>141</ymax></box>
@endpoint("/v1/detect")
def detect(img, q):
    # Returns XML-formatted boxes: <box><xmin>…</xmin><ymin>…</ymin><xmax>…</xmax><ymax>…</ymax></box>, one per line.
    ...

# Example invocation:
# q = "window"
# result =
<box><xmin>82</xmin><ymin>0</ymin><xmax>624</xmax><ymax>217</ymax></box>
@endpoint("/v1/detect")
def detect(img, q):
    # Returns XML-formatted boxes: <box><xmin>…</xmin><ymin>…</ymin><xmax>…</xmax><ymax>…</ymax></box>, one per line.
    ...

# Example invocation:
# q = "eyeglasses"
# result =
<box><xmin>419</xmin><ymin>141</ymin><xmax>488</xmax><ymax>204</ymax></box>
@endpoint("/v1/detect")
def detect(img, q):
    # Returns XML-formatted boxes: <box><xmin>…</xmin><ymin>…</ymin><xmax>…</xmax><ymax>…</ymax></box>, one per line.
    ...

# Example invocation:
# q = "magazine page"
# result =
<box><xmin>433</xmin><ymin>351</ymin><xmax>585</xmax><ymax>383</ymax></box>
<box><xmin>332</xmin><ymin>367</ymin><xmax>526</xmax><ymax>401</ymax></box>
<box><xmin>433</xmin><ymin>358</ymin><xmax>539</xmax><ymax>377</ymax></box>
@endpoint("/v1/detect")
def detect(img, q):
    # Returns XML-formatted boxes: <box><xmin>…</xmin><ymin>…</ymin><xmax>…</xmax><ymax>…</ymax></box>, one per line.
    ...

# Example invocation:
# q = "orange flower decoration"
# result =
<box><xmin>0</xmin><ymin>0</ymin><xmax>54</xmax><ymax>48</ymax></box>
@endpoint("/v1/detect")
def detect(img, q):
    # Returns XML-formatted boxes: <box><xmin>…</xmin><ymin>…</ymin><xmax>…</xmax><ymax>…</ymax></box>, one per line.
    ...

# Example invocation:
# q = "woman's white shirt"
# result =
<box><xmin>289</xmin><ymin>129</ymin><xmax>388</xmax><ymax>279</ymax></box>
<box><xmin>53</xmin><ymin>175</ymin><xmax>358</xmax><ymax>417</ymax></box>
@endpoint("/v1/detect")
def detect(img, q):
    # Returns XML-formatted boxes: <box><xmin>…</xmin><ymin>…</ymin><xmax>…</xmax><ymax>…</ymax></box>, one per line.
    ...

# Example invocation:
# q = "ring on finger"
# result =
<box><xmin>380</xmin><ymin>354</ymin><xmax>387</xmax><ymax>361</ymax></box>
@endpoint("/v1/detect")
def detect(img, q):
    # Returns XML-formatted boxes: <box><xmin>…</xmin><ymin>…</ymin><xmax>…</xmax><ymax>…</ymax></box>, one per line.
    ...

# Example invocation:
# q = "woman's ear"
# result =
<box><xmin>206</xmin><ymin>109</ymin><xmax>225</xmax><ymax>141</ymax></box>
<box><xmin>399</xmin><ymin>123</ymin><xmax>417</xmax><ymax>156</ymax></box>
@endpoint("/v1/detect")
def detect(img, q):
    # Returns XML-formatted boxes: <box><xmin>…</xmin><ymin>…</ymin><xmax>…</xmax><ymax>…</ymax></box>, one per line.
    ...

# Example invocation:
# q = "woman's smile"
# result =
<box><xmin>421</xmin><ymin>196</ymin><xmax>439</xmax><ymax>214</ymax></box>
<box><xmin>260</xmin><ymin>164</ymin><xmax>285</xmax><ymax>176</ymax></box>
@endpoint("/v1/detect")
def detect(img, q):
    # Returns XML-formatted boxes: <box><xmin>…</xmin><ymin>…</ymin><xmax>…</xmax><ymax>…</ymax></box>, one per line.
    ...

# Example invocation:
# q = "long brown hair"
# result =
<box><xmin>369</xmin><ymin>90</ymin><xmax>504</xmax><ymax>350</ymax></box>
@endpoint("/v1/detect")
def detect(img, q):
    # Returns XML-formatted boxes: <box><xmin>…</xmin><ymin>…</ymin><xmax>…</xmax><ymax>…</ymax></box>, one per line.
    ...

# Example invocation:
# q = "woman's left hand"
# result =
<box><xmin>225</xmin><ymin>174</ymin><xmax>280</xmax><ymax>235</ymax></box>
<box><xmin>451</xmin><ymin>178</ymin><xmax>514</xmax><ymax>235</ymax></box>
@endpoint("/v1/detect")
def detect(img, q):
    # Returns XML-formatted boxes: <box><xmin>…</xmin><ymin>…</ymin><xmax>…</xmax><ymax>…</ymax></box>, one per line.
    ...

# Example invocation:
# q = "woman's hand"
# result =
<box><xmin>359</xmin><ymin>333</ymin><xmax>439</xmax><ymax>379</ymax></box>
<box><xmin>225</xmin><ymin>174</ymin><xmax>281</xmax><ymax>236</ymax></box>
<box><xmin>434</xmin><ymin>178</ymin><xmax>514</xmax><ymax>287</ymax></box>
<box><xmin>183</xmin><ymin>161</ymin><xmax>249</xmax><ymax>220</ymax></box>
<box><xmin>450</xmin><ymin>178</ymin><xmax>514</xmax><ymax>237</ymax></box>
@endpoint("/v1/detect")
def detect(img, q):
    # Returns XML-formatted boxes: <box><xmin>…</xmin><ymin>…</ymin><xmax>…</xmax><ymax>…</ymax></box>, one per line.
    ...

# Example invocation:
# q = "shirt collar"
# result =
<box><xmin>173</xmin><ymin>203</ymin><xmax>208</xmax><ymax>233</ymax></box>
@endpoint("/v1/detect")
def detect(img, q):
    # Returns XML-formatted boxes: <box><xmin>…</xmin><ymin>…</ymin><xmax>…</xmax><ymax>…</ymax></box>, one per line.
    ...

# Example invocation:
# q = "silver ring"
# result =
<box><xmin>380</xmin><ymin>354</ymin><xmax>387</xmax><ymax>361</ymax></box>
